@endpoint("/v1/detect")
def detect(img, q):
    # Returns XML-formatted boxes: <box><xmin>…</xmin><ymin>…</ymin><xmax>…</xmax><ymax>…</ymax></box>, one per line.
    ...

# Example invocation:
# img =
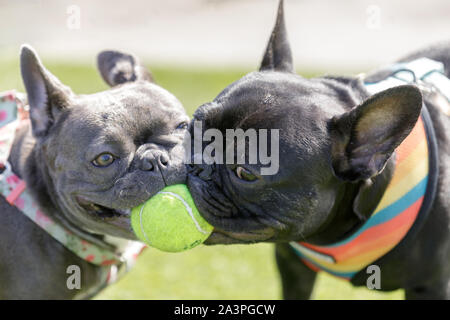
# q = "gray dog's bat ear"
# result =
<box><xmin>97</xmin><ymin>50</ymin><xmax>153</xmax><ymax>87</ymax></box>
<box><xmin>20</xmin><ymin>44</ymin><xmax>74</xmax><ymax>138</ymax></box>
<box><xmin>330</xmin><ymin>85</ymin><xmax>423</xmax><ymax>182</ymax></box>
<box><xmin>259</xmin><ymin>0</ymin><xmax>294</xmax><ymax>73</ymax></box>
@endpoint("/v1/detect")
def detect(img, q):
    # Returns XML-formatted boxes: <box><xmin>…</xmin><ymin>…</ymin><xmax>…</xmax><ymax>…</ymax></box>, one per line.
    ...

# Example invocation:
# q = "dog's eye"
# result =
<box><xmin>92</xmin><ymin>153</ymin><xmax>115</xmax><ymax>167</ymax></box>
<box><xmin>235</xmin><ymin>166</ymin><xmax>257</xmax><ymax>182</ymax></box>
<box><xmin>176</xmin><ymin>122</ymin><xmax>188</xmax><ymax>130</ymax></box>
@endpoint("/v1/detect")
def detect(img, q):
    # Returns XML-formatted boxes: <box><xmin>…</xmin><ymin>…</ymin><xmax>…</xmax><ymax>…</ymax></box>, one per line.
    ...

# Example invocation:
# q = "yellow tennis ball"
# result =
<box><xmin>131</xmin><ymin>184</ymin><xmax>213</xmax><ymax>252</ymax></box>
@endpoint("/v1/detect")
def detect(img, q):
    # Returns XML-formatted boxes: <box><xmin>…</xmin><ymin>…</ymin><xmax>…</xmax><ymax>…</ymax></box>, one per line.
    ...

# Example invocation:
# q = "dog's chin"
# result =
<box><xmin>200</xmin><ymin>208</ymin><xmax>277</xmax><ymax>245</ymax></box>
<box><xmin>205</xmin><ymin>229</ymin><xmax>275</xmax><ymax>245</ymax></box>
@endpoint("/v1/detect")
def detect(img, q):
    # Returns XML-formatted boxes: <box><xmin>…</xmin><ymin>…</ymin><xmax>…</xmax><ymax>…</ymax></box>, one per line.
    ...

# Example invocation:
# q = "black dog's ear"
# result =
<box><xmin>259</xmin><ymin>0</ymin><xmax>294</xmax><ymax>73</ymax></box>
<box><xmin>97</xmin><ymin>50</ymin><xmax>153</xmax><ymax>87</ymax></box>
<box><xmin>20</xmin><ymin>45</ymin><xmax>74</xmax><ymax>138</ymax></box>
<box><xmin>330</xmin><ymin>85</ymin><xmax>423</xmax><ymax>181</ymax></box>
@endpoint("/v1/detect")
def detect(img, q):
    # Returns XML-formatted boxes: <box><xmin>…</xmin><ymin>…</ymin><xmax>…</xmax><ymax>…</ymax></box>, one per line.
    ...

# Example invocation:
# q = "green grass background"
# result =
<box><xmin>0</xmin><ymin>55</ymin><xmax>403</xmax><ymax>299</ymax></box>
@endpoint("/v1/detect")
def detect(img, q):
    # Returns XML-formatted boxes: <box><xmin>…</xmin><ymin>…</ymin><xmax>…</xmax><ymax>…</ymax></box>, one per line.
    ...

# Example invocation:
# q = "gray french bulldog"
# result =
<box><xmin>0</xmin><ymin>45</ymin><xmax>189</xmax><ymax>299</ymax></box>
<box><xmin>187</xmin><ymin>0</ymin><xmax>450</xmax><ymax>299</ymax></box>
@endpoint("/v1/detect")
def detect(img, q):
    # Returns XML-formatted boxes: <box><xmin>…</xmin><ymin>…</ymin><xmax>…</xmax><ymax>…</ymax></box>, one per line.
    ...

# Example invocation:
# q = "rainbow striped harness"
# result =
<box><xmin>290</xmin><ymin>58</ymin><xmax>442</xmax><ymax>280</ymax></box>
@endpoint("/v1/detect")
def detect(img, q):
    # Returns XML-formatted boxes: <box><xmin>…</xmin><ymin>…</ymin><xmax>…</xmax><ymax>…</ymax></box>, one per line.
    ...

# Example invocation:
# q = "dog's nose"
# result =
<box><xmin>140</xmin><ymin>149</ymin><xmax>170</xmax><ymax>171</ymax></box>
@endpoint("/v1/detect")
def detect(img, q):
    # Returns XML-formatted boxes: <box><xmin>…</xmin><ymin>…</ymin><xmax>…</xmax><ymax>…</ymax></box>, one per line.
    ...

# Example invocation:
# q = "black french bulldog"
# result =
<box><xmin>0</xmin><ymin>46</ymin><xmax>189</xmax><ymax>299</ymax></box>
<box><xmin>187</xmin><ymin>0</ymin><xmax>450</xmax><ymax>299</ymax></box>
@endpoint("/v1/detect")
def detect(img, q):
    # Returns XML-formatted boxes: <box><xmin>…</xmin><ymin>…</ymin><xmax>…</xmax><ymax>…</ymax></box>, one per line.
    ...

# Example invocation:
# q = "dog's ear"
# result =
<box><xmin>259</xmin><ymin>0</ymin><xmax>294</xmax><ymax>73</ymax></box>
<box><xmin>330</xmin><ymin>85</ymin><xmax>423</xmax><ymax>181</ymax></box>
<box><xmin>97</xmin><ymin>50</ymin><xmax>153</xmax><ymax>87</ymax></box>
<box><xmin>20</xmin><ymin>45</ymin><xmax>74</xmax><ymax>138</ymax></box>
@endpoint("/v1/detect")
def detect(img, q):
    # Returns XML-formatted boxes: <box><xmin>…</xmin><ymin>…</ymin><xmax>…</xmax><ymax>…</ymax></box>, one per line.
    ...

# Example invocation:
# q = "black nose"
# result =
<box><xmin>140</xmin><ymin>150</ymin><xmax>170</xmax><ymax>171</ymax></box>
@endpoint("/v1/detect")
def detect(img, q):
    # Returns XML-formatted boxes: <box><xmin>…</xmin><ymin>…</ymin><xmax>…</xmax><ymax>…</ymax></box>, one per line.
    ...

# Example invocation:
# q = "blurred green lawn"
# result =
<box><xmin>0</xmin><ymin>54</ymin><xmax>403</xmax><ymax>300</ymax></box>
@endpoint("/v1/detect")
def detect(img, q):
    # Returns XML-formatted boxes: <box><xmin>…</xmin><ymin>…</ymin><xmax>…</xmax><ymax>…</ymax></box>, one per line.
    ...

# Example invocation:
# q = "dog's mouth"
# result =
<box><xmin>76</xmin><ymin>196</ymin><xmax>131</xmax><ymax>219</ymax></box>
<box><xmin>187</xmin><ymin>174</ymin><xmax>278</xmax><ymax>245</ymax></box>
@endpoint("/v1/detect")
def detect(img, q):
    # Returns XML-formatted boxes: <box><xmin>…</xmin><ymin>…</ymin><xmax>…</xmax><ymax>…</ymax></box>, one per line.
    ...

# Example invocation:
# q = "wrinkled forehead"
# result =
<box><xmin>58</xmin><ymin>82</ymin><xmax>187</xmax><ymax>143</ymax></box>
<box><xmin>201</xmin><ymin>72</ymin><xmax>340</xmax><ymax>131</ymax></box>
<box><xmin>192</xmin><ymin>72</ymin><xmax>345</xmax><ymax>169</ymax></box>
<box><xmin>83</xmin><ymin>81</ymin><xmax>185</xmax><ymax>115</ymax></box>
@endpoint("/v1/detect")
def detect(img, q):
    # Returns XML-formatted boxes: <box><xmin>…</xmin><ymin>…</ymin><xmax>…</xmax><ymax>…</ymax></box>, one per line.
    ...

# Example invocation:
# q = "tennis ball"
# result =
<box><xmin>131</xmin><ymin>184</ymin><xmax>213</xmax><ymax>252</ymax></box>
